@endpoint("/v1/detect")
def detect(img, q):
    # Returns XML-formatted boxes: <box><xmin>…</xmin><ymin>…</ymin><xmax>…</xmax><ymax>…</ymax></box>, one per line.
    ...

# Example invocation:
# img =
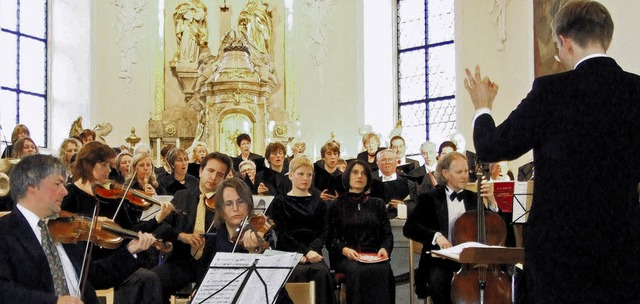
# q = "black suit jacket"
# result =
<box><xmin>156</xmin><ymin>186</ymin><xmax>215</xmax><ymax>264</ymax></box>
<box><xmin>403</xmin><ymin>186</ymin><xmax>479</xmax><ymax>297</ymax></box>
<box><xmin>0</xmin><ymin>208</ymin><xmax>139</xmax><ymax>304</ymax></box>
<box><xmin>407</xmin><ymin>166</ymin><xmax>437</xmax><ymax>194</ymax></box>
<box><xmin>473</xmin><ymin>57</ymin><xmax>640</xmax><ymax>302</ymax></box>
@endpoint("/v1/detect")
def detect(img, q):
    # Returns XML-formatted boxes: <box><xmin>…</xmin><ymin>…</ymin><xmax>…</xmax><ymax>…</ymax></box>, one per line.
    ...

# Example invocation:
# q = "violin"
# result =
<box><xmin>450</xmin><ymin>167</ymin><xmax>511</xmax><ymax>304</ymax></box>
<box><xmin>48</xmin><ymin>210</ymin><xmax>173</xmax><ymax>253</ymax></box>
<box><xmin>94</xmin><ymin>183</ymin><xmax>186</xmax><ymax>216</ymax></box>
<box><xmin>231</xmin><ymin>213</ymin><xmax>274</xmax><ymax>253</ymax></box>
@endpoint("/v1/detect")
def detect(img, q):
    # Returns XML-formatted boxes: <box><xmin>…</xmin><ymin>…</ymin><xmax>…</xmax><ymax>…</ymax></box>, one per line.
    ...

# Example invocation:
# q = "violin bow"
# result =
<box><xmin>78</xmin><ymin>196</ymin><xmax>101</xmax><ymax>300</ymax></box>
<box><xmin>232</xmin><ymin>214</ymin><xmax>251</xmax><ymax>253</ymax></box>
<box><xmin>112</xmin><ymin>167</ymin><xmax>138</xmax><ymax>221</ymax></box>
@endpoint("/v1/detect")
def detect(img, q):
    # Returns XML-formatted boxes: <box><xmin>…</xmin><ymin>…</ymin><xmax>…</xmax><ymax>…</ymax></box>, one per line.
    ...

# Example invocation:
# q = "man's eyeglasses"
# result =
<box><xmin>223</xmin><ymin>199</ymin><xmax>248</xmax><ymax>209</ymax></box>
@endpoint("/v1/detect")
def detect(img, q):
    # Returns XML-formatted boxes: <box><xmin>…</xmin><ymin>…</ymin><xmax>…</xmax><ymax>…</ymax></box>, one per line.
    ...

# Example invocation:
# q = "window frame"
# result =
<box><xmin>0</xmin><ymin>0</ymin><xmax>50</xmax><ymax>148</ymax></box>
<box><xmin>396</xmin><ymin>0</ymin><xmax>456</xmax><ymax>154</ymax></box>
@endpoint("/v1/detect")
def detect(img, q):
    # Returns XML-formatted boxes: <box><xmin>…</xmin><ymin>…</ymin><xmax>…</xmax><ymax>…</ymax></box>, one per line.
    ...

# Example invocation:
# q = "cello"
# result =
<box><xmin>450</xmin><ymin>168</ymin><xmax>511</xmax><ymax>304</ymax></box>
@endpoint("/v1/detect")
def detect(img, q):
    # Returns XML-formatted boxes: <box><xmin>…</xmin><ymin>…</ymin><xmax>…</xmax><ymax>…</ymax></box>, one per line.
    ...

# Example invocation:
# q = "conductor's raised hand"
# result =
<box><xmin>464</xmin><ymin>65</ymin><xmax>499</xmax><ymax>110</ymax></box>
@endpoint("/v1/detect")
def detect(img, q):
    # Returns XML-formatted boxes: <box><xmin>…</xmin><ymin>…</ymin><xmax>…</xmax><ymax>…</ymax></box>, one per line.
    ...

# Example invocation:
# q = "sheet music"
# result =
<box><xmin>512</xmin><ymin>182</ymin><xmax>532</xmax><ymax>223</ymax></box>
<box><xmin>191</xmin><ymin>252</ymin><xmax>299</xmax><ymax>304</ymax></box>
<box><xmin>253</xmin><ymin>195</ymin><xmax>275</xmax><ymax>213</ymax></box>
<box><xmin>139</xmin><ymin>195</ymin><xmax>173</xmax><ymax>221</ymax></box>
<box><xmin>432</xmin><ymin>242</ymin><xmax>505</xmax><ymax>261</ymax></box>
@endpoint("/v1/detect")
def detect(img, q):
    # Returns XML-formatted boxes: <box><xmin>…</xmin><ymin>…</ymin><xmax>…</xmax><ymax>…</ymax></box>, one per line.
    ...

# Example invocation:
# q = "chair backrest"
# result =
<box><xmin>409</xmin><ymin>239</ymin><xmax>424</xmax><ymax>304</ymax></box>
<box><xmin>285</xmin><ymin>281</ymin><xmax>316</xmax><ymax>304</ymax></box>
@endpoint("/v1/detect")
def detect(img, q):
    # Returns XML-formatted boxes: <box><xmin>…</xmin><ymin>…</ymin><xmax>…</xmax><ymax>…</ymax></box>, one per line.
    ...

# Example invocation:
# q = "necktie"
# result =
<box><xmin>192</xmin><ymin>193</ymin><xmax>207</xmax><ymax>260</ymax></box>
<box><xmin>428</xmin><ymin>171</ymin><xmax>437</xmax><ymax>186</ymax></box>
<box><xmin>38</xmin><ymin>220</ymin><xmax>69</xmax><ymax>296</ymax></box>
<box><xmin>449</xmin><ymin>191</ymin><xmax>463</xmax><ymax>202</ymax></box>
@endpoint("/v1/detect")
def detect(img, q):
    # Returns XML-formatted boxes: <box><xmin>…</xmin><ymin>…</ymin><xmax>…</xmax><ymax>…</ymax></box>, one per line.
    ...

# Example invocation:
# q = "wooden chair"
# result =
<box><xmin>95</xmin><ymin>288</ymin><xmax>114</xmax><ymax>304</ymax></box>
<box><xmin>409</xmin><ymin>239</ymin><xmax>432</xmax><ymax>304</ymax></box>
<box><xmin>285</xmin><ymin>282</ymin><xmax>316</xmax><ymax>304</ymax></box>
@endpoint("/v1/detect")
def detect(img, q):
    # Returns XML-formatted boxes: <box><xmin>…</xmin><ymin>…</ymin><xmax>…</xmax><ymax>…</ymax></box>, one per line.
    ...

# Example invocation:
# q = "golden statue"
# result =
<box><xmin>172</xmin><ymin>0</ymin><xmax>209</xmax><ymax>64</ymax></box>
<box><xmin>69</xmin><ymin>117</ymin><xmax>84</xmax><ymax>138</ymax></box>
<box><xmin>238</xmin><ymin>0</ymin><xmax>273</xmax><ymax>55</ymax></box>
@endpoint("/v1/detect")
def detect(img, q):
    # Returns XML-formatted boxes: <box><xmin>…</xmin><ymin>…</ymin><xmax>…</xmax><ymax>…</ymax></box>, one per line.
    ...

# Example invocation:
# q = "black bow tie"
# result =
<box><xmin>449</xmin><ymin>191</ymin><xmax>463</xmax><ymax>202</ymax></box>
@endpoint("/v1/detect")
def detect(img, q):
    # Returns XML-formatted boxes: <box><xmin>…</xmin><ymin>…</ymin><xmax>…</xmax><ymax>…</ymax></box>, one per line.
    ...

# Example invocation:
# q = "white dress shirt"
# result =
<box><xmin>17</xmin><ymin>204</ymin><xmax>81</xmax><ymax>297</ymax></box>
<box><xmin>382</xmin><ymin>172</ymin><xmax>397</xmax><ymax>182</ymax></box>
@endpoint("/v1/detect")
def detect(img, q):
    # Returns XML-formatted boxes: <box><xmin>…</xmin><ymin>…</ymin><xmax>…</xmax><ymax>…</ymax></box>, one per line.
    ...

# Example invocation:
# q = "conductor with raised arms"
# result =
<box><xmin>464</xmin><ymin>1</ymin><xmax>640</xmax><ymax>302</ymax></box>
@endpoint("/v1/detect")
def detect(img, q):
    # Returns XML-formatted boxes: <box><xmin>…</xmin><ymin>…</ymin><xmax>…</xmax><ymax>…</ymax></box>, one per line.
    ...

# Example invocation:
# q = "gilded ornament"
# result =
<box><xmin>165</xmin><ymin>124</ymin><xmax>177</xmax><ymax>136</ymax></box>
<box><xmin>274</xmin><ymin>125</ymin><xmax>287</xmax><ymax>137</ymax></box>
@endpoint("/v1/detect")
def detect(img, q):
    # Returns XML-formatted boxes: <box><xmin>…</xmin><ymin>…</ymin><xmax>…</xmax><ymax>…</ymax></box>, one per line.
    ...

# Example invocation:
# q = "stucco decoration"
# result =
<box><xmin>489</xmin><ymin>0</ymin><xmax>510</xmax><ymax>50</ymax></box>
<box><xmin>110</xmin><ymin>0</ymin><xmax>147</xmax><ymax>90</ymax></box>
<box><xmin>303</xmin><ymin>0</ymin><xmax>337</xmax><ymax>88</ymax></box>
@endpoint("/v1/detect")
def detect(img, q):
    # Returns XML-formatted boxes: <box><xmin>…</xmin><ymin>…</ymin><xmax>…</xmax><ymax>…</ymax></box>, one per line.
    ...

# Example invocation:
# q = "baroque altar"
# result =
<box><xmin>149</xmin><ymin>0</ymin><xmax>288</xmax><ymax>157</ymax></box>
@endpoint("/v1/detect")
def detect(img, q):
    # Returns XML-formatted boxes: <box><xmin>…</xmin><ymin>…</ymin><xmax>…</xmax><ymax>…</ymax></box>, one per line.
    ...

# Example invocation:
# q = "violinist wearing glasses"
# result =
<box><xmin>0</xmin><ymin>154</ymin><xmax>157</xmax><ymax>304</ymax></box>
<box><xmin>151</xmin><ymin>152</ymin><xmax>234</xmax><ymax>304</ymax></box>
<box><xmin>204</xmin><ymin>177</ymin><xmax>291</xmax><ymax>304</ymax></box>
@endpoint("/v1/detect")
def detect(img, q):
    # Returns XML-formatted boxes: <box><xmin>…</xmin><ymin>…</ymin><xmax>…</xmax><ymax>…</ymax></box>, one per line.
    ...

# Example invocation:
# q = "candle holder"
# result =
<box><xmin>125</xmin><ymin>128</ymin><xmax>141</xmax><ymax>151</ymax></box>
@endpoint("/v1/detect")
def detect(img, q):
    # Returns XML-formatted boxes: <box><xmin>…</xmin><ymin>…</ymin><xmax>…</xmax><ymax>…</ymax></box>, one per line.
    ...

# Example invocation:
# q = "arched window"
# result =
<box><xmin>0</xmin><ymin>0</ymin><xmax>49</xmax><ymax>148</ymax></box>
<box><xmin>397</xmin><ymin>0</ymin><xmax>455</xmax><ymax>154</ymax></box>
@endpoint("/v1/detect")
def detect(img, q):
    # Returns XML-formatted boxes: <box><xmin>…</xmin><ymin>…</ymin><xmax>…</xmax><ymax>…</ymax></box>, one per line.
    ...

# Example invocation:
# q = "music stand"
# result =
<box><xmin>432</xmin><ymin>243</ymin><xmax>524</xmax><ymax>303</ymax></box>
<box><xmin>191</xmin><ymin>252</ymin><xmax>299</xmax><ymax>304</ymax></box>
<box><xmin>511</xmin><ymin>181</ymin><xmax>533</xmax><ymax>224</ymax></box>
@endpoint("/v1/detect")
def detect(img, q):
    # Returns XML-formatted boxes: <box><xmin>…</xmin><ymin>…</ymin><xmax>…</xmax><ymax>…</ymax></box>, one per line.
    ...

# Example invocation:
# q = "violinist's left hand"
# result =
<box><xmin>378</xmin><ymin>248</ymin><xmax>389</xmax><ymax>259</ymax></box>
<box><xmin>155</xmin><ymin>202</ymin><xmax>174</xmax><ymax>223</ymax></box>
<box><xmin>127</xmin><ymin>232</ymin><xmax>157</xmax><ymax>254</ymax></box>
<box><xmin>241</xmin><ymin>230</ymin><xmax>265</xmax><ymax>252</ymax></box>
<box><xmin>144</xmin><ymin>183</ymin><xmax>157</xmax><ymax>196</ymax></box>
<box><xmin>305</xmin><ymin>250</ymin><xmax>323</xmax><ymax>264</ymax></box>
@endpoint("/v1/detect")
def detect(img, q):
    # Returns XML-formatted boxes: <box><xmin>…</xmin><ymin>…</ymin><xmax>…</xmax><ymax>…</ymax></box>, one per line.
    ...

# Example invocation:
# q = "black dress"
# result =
<box><xmin>313</xmin><ymin>161</ymin><xmax>345</xmax><ymax>196</ymax></box>
<box><xmin>158</xmin><ymin>173</ymin><xmax>199</xmax><ymax>195</ymax></box>
<box><xmin>266</xmin><ymin>195</ymin><xmax>336</xmax><ymax>304</ymax></box>
<box><xmin>327</xmin><ymin>192</ymin><xmax>395</xmax><ymax>303</ymax></box>
<box><xmin>253</xmin><ymin>167</ymin><xmax>288</xmax><ymax>196</ymax></box>
<box><xmin>0</xmin><ymin>145</ymin><xmax>13</xmax><ymax>158</ymax></box>
<box><xmin>60</xmin><ymin>183</ymin><xmax>163</xmax><ymax>304</ymax></box>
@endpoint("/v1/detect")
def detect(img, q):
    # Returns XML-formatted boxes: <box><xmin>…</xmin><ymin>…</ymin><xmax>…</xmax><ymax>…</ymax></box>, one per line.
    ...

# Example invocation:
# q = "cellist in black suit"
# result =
<box><xmin>403</xmin><ymin>152</ymin><xmax>499</xmax><ymax>303</ymax></box>
<box><xmin>464</xmin><ymin>2</ymin><xmax>640</xmax><ymax>302</ymax></box>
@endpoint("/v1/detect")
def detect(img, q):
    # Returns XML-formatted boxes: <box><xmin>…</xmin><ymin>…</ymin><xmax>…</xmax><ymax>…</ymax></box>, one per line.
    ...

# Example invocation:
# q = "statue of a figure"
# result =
<box><xmin>187</xmin><ymin>50</ymin><xmax>219</xmax><ymax>145</ymax></box>
<box><xmin>172</xmin><ymin>0</ymin><xmax>208</xmax><ymax>64</ymax></box>
<box><xmin>251</xmin><ymin>53</ymin><xmax>278</xmax><ymax>86</ymax></box>
<box><xmin>238</xmin><ymin>0</ymin><xmax>273</xmax><ymax>55</ymax></box>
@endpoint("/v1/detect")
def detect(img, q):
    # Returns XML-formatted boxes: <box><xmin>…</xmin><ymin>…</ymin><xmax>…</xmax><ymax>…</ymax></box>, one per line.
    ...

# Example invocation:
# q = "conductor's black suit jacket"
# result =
<box><xmin>473</xmin><ymin>57</ymin><xmax>640</xmax><ymax>303</ymax></box>
<box><xmin>0</xmin><ymin>207</ymin><xmax>139</xmax><ymax>304</ymax></box>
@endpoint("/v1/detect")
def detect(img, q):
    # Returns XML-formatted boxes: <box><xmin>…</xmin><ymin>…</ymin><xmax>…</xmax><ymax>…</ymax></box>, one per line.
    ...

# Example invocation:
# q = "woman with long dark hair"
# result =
<box><xmin>327</xmin><ymin>160</ymin><xmax>395</xmax><ymax>303</ymax></box>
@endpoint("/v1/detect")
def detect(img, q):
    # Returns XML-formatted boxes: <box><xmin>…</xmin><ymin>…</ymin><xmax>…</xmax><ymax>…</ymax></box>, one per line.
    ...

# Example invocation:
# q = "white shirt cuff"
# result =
<box><xmin>432</xmin><ymin>232</ymin><xmax>443</xmax><ymax>245</ymax></box>
<box><xmin>472</xmin><ymin>108</ymin><xmax>492</xmax><ymax>127</ymax></box>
